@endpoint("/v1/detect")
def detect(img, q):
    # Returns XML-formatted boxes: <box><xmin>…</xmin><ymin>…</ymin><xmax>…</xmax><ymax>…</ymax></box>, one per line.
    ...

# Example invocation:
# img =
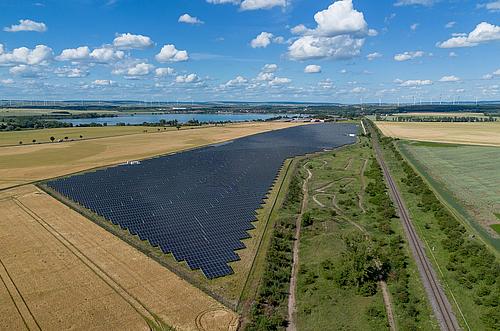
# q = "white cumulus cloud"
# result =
<box><xmin>366</xmin><ymin>52</ymin><xmax>382</xmax><ymax>60</ymax></box>
<box><xmin>54</xmin><ymin>67</ymin><xmax>88</xmax><ymax>78</ymax></box>
<box><xmin>437</xmin><ymin>22</ymin><xmax>500</xmax><ymax>48</ymax></box>
<box><xmin>178</xmin><ymin>14</ymin><xmax>204</xmax><ymax>24</ymax></box>
<box><xmin>289</xmin><ymin>35</ymin><xmax>364</xmax><ymax>61</ymax></box>
<box><xmin>241</xmin><ymin>0</ymin><xmax>287</xmax><ymax>11</ymax></box>
<box><xmin>262</xmin><ymin>63</ymin><xmax>278</xmax><ymax>73</ymax></box>
<box><xmin>56</xmin><ymin>46</ymin><xmax>90</xmax><ymax>61</ymax></box>
<box><xmin>394</xmin><ymin>50</ymin><xmax>424</xmax><ymax>61</ymax></box>
<box><xmin>287</xmin><ymin>0</ymin><xmax>371</xmax><ymax>61</ymax></box>
<box><xmin>113</xmin><ymin>33</ymin><xmax>153</xmax><ymax>49</ymax></box>
<box><xmin>155</xmin><ymin>67</ymin><xmax>175</xmax><ymax>77</ymax></box>
<box><xmin>0</xmin><ymin>44</ymin><xmax>52</xmax><ymax>65</ymax></box>
<box><xmin>155</xmin><ymin>44</ymin><xmax>189</xmax><ymax>62</ymax></box>
<box><xmin>394</xmin><ymin>0</ymin><xmax>435</xmax><ymax>6</ymax></box>
<box><xmin>4</xmin><ymin>19</ymin><xmax>47</xmax><ymax>32</ymax></box>
<box><xmin>126</xmin><ymin>62</ymin><xmax>154</xmax><ymax>76</ymax></box>
<box><xmin>251</xmin><ymin>35</ymin><xmax>284</xmax><ymax>49</ymax></box>
<box><xmin>90</xmin><ymin>47</ymin><xmax>125</xmax><ymax>63</ymax></box>
<box><xmin>175</xmin><ymin>73</ymin><xmax>199</xmax><ymax>83</ymax></box>
<box><xmin>478</xmin><ymin>1</ymin><xmax>500</xmax><ymax>12</ymax></box>
<box><xmin>304</xmin><ymin>64</ymin><xmax>322</xmax><ymax>73</ymax></box>
<box><xmin>206</xmin><ymin>0</ymin><xmax>287</xmax><ymax>10</ymax></box>
<box><xmin>312</xmin><ymin>0</ymin><xmax>368</xmax><ymax>37</ymax></box>
<box><xmin>439</xmin><ymin>75</ymin><xmax>460</xmax><ymax>82</ymax></box>
<box><xmin>93</xmin><ymin>79</ymin><xmax>114</xmax><ymax>86</ymax></box>
<box><xmin>399</xmin><ymin>79</ymin><xmax>433</xmax><ymax>86</ymax></box>
<box><xmin>225</xmin><ymin>76</ymin><xmax>248</xmax><ymax>87</ymax></box>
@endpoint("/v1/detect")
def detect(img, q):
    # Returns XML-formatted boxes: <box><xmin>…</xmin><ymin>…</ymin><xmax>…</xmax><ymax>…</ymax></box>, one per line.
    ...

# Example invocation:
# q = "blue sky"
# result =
<box><xmin>0</xmin><ymin>0</ymin><xmax>499</xmax><ymax>103</ymax></box>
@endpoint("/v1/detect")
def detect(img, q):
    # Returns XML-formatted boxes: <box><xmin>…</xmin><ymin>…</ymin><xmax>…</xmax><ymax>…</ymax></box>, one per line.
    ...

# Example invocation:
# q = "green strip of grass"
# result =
<box><xmin>295</xmin><ymin>137</ymin><xmax>438</xmax><ymax>331</ymax></box>
<box><xmin>491</xmin><ymin>224</ymin><xmax>500</xmax><ymax>235</ymax></box>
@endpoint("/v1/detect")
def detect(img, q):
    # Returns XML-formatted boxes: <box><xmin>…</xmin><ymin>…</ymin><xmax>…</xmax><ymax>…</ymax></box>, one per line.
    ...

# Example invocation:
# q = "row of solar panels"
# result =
<box><xmin>47</xmin><ymin>123</ymin><xmax>357</xmax><ymax>278</ymax></box>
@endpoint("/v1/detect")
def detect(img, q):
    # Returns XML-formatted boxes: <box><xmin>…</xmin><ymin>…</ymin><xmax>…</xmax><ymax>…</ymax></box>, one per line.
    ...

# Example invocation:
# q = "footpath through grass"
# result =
<box><xmin>374</xmin><ymin>123</ymin><xmax>500</xmax><ymax>330</ymax></box>
<box><xmin>294</xmin><ymin>137</ymin><xmax>438</xmax><ymax>331</ymax></box>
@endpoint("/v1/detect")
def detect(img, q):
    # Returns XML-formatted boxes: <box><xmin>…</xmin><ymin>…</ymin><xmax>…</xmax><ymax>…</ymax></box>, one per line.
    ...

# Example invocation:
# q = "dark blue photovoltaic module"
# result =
<box><xmin>46</xmin><ymin>123</ymin><xmax>357</xmax><ymax>278</ymax></box>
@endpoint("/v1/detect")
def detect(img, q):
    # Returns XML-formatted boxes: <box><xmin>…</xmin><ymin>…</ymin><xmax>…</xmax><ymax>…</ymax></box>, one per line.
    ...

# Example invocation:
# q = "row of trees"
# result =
<box><xmin>246</xmin><ymin>172</ymin><xmax>303</xmax><ymax>330</ymax></box>
<box><xmin>379</xmin><ymin>133</ymin><xmax>500</xmax><ymax>330</ymax></box>
<box><xmin>376</xmin><ymin>115</ymin><xmax>497</xmax><ymax>122</ymax></box>
<box><xmin>0</xmin><ymin>118</ymin><xmax>73</xmax><ymax>131</ymax></box>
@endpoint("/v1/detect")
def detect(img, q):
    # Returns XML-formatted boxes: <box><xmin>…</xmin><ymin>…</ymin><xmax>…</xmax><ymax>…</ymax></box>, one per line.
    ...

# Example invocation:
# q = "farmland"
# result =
<box><xmin>0</xmin><ymin>185</ymin><xmax>238</xmax><ymax>331</ymax></box>
<box><xmin>375</xmin><ymin>121</ymin><xmax>500</xmax><ymax>146</ymax></box>
<box><xmin>0</xmin><ymin>125</ymin><xmax>172</xmax><ymax>146</ymax></box>
<box><xmin>376</xmin><ymin>128</ymin><xmax>500</xmax><ymax>330</ymax></box>
<box><xmin>398</xmin><ymin>141</ymin><xmax>500</xmax><ymax>250</ymax></box>
<box><xmin>0</xmin><ymin>121</ymin><xmax>303</xmax><ymax>189</ymax></box>
<box><xmin>0</xmin><ymin>121</ymin><xmax>306</xmax><ymax>330</ymax></box>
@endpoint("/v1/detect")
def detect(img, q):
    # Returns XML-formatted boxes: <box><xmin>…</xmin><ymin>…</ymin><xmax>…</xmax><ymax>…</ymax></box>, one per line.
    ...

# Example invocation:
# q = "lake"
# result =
<box><xmin>61</xmin><ymin>113</ymin><xmax>297</xmax><ymax>126</ymax></box>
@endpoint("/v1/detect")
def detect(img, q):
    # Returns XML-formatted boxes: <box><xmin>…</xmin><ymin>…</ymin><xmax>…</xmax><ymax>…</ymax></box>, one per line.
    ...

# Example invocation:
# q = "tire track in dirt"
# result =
<box><xmin>12</xmin><ymin>198</ymin><xmax>162</xmax><ymax>329</ymax></box>
<box><xmin>0</xmin><ymin>259</ymin><xmax>40</xmax><ymax>331</ymax></box>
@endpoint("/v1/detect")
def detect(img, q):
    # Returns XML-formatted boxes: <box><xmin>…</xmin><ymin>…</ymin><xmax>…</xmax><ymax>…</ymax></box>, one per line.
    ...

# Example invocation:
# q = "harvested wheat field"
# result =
<box><xmin>375</xmin><ymin>121</ymin><xmax>500</xmax><ymax>146</ymax></box>
<box><xmin>0</xmin><ymin>185</ymin><xmax>238</xmax><ymax>331</ymax></box>
<box><xmin>0</xmin><ymin>122</ymin><xmax>303</xmax><ymax>190</ymax></box>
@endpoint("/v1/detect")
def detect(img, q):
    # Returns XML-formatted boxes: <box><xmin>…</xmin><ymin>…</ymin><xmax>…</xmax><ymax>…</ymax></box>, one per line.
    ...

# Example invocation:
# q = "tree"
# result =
<box><xmin>19</xmin><ymin>141</ymin><xmax>23</xmax><ymax>145</ymax></box>
<box><xmin>79</xmin><ymin>135</ymin><xmax>83</xmax><ymax>139</ymax></box>
<box><xmin>32</xmin><ymin>139</ymin><xmax>36</xmax><ymax>143</ymax></box>
<box><xmin>302</xmin><ymin>212</ymin><xmax>313</xmax><ymax>227</ymax></box>
<box><xmin>176</xmin><ymin>125</ymin><xmax>182</xmax><ymax>130</ymax></box>
<box><xmin>64</xmin><ymin>136</ymin><xmax>68</xmax><ymax>140</ymax></box>
<box><xmin>50</xmin><ymin>136</ymin><xmax>55</xmax><ymax>142</ymax></box>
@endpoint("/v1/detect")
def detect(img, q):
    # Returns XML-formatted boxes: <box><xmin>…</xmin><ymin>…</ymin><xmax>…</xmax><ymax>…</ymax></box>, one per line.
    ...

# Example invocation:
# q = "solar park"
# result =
<box><xmin>46</xmin><ymin>123</ymin><xmax>357</xmax><ymax>279</ymax></box>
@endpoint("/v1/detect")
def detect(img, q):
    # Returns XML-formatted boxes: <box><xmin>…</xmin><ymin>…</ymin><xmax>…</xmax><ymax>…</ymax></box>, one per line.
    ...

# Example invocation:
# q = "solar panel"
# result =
<box><xmin>46</xmin><ymin>123</ymin><xmax>357</xmax><ymax>279</ymax></box>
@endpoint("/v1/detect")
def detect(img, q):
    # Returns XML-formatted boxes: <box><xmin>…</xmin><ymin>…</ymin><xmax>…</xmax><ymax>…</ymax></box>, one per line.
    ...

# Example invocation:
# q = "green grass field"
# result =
<box><xmin>0</xmin><ymin>126</ymin><xmax>172</xmax><ymax>146</ymax></box>
<box><xmin>296</xmin><ymin>139</ymin><xmax>438</xmax><ymax>331</ymax></box>
<box><xmin>398</xmin><ymin>141</ymin><xmax>500</xmax><ymax>250</ymax></box>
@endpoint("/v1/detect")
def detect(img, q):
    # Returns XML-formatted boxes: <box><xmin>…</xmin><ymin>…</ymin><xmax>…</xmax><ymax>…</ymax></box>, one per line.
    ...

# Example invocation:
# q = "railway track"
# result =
<box><xmin>367</xmin><ymin>120</ymin><xmax>461</xmax><ymax>331</ymax></box>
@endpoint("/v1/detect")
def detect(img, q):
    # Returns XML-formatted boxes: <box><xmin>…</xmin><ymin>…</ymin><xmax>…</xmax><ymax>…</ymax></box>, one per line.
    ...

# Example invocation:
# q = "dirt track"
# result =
<box><xmin>0</xmin><ymin>185</ymin><xmax>238</xmax><ymax>331</ymax></box>
<box><xmin>286</xmin><ymin>163</ymin><xmax>312</xmax><ymax>331</ymax></box>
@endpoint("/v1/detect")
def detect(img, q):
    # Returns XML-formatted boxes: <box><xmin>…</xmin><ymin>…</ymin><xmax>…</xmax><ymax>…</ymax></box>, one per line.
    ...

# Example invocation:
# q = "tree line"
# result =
<box><xmin>246</xmin><ymin>172</ymin><xmax>302</xmax><ymax>330</ymax></box>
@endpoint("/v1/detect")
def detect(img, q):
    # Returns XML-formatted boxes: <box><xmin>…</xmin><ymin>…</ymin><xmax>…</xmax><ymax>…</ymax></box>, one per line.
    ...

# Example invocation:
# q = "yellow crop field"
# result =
<box><xmin>0</xmin><ymin>122</ymin><xmax>303</xmax><ymax>189</ymax></box>
<box><xmin>0</xmin><ymin>125</ymin><xmax>172</xmax><ymax>146</ymax></box>
<box><xmin>0</xmin><ymin>185</ymin><xmax>238</xmax><ymax>331</ymax></box>
<box><xmin>375</xmin><ymin>121</ymin><xmax>500</xmax><ymax>146</ymax></box>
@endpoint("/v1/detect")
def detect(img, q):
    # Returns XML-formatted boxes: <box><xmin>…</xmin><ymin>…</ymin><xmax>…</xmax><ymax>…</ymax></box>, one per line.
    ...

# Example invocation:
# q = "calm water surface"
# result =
<box><xmin>62</xmin><ymin>113</ymin><xmax>297</xmax><ymax>126</ymax></box>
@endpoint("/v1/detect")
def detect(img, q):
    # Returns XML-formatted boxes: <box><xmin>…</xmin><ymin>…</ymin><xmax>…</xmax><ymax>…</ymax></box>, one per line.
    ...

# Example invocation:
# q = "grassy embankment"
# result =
<box><xmin>372</xmin><ymin>122</ymin><xmax>500</xmax><ymax>330</ymax></box>
<box><xmin>294</xmin><ymin>136</ymin><xmax>438</xmax><ymax>331</ymax></box>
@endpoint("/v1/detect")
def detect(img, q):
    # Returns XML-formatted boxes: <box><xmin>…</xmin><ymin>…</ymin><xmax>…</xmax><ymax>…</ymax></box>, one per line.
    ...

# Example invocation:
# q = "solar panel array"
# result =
<box><xmin>47</xmin><ymin>123</ymin><xmax>357</xmax><ymax>278</ymax></box>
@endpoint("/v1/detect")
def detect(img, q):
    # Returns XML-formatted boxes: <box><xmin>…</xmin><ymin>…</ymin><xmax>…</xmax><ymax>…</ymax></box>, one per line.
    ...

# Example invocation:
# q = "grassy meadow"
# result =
<box><xmin>295</xmin><ymin>138</ymin><xmax>437</xmax><ymax>331</ymax></box>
